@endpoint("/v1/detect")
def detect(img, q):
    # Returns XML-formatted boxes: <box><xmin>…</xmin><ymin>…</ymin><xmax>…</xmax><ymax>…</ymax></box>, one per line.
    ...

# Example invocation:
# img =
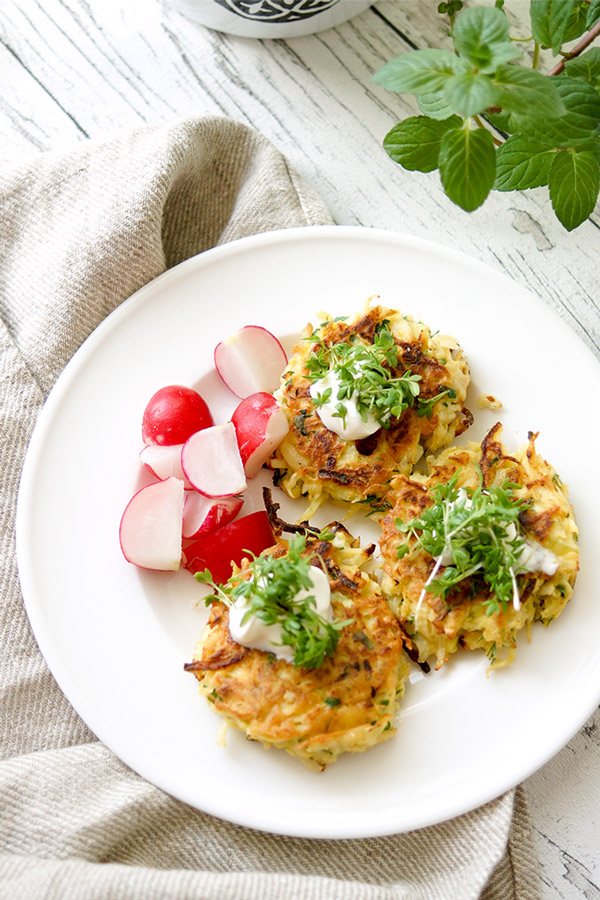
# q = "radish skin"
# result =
<box><xmin>182</xmin><ymin>492</ymin><xmax>243</xmax><ymax>539</ymax></box>
<box><xmin>183</xmin><ymin>510</ymin><xmax>274</xmax><ymax>583</ymax></box>
<box><xmin>231</xmin><ymin>392</ymin><xmax>289</xmax><ymax>478</ymax></box>
<box><xmin>142</xmin><ymin>384</ymin><xmax>213</xmax><ymax>446</ymax></box>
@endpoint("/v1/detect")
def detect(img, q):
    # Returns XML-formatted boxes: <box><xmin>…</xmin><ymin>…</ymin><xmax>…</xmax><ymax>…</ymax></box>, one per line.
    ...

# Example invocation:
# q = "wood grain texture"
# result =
<box><xmin>1</xmin><ymin>1</ymin><xmax>599</xmax><ymax>896</ymax></box>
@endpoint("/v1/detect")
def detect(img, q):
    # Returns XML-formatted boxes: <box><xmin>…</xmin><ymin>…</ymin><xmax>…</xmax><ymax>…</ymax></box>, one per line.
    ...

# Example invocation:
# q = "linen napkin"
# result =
<box><xmin>0</xmin><ymin>116</ymin><xmax>541</xmax><ymax>900</ymax></box>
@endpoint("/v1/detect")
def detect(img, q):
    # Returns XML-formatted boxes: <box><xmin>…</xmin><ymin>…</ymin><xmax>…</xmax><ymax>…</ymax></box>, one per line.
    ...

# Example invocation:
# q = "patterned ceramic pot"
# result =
<box><xmin>167</xmin><ymin>0</ymin><xmax>376</xmax><ymax>38</ymax></box>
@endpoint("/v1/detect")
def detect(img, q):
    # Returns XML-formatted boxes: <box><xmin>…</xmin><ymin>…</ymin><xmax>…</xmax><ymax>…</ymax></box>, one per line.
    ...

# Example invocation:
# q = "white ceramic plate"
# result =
<box><xmin>17</xmin><ymin>226</ymin><xmax>600</xmax><ymax>839</ymax></box>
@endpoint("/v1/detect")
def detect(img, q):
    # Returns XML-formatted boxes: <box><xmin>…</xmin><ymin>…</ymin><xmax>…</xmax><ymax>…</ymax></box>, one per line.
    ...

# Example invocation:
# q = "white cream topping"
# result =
<box><xmin>516</xmin><ymin>540</ymin><xmax>559</xmax><ymax>577</ymax></box>
<box><xmin>309</xmin><ymin>370</ymin><xmax>380</xmax><ymax>442</ymax></box>
<box><xmin>228</xmin><ymin>566</ymin><xmax>332</xmax><ymax>662</ymax></box>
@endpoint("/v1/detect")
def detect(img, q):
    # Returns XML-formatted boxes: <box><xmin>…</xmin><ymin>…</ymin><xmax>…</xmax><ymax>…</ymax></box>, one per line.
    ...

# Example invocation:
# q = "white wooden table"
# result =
<box><xmin>2</xmin><ymin>1</ymin><xmax>599</xmax><ymax>896</ymax></box>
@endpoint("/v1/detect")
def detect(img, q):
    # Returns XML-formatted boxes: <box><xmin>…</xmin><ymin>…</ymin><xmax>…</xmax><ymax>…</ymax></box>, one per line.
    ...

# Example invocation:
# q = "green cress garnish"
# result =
<box><xmin>305</xmin><ymin>321</ymin><xmax>455</xmax><ymax>430</ymax></box>
<box><xmin>396</xmin><ymin>474</ymin><xmax>530</xmax><ymax>616</ymax></box>
<box><xmin>196</xmin><ymin>534</ymin><xmax>351</xmax><ymax>670</ymax></box>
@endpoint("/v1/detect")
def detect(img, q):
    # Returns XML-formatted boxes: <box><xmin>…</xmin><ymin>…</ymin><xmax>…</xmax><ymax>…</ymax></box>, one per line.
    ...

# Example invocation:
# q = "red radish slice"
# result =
<box><xmin>140</xmin><ymin>443</ymin><xmax>190</xmax><ymax>486</ymax></box>
<box><xmin>142</xmin><ymin>384</ymin><xmax>213</xmax><ymax>446</ymax></box>
<box><xmin>214</xmin><ymin>326</ymin><xmax>287</xmax><ymax>399</ymax></box>
<box><xmin>183</xmin><ymin>510</ymin><xmax>274</xmax><ymax>583</ymax></box>
<box><xmin>119</xmin><ymin>476</ymin><xmax>184</xmax><ymax>571</ymax></box>
<box><xmin>231</xmin><ymin>392</ymin><xmax>289</xmax><ymax>478</ymax></box>
<box><xmin>182</xmin><ymin>492</ymin><xmax>243</xmax><ymax>539</ymax></box>
<box><xmin>181</xmin><ymin>423</ymin><xmax>247</xmax><ymax>498</ymax></box>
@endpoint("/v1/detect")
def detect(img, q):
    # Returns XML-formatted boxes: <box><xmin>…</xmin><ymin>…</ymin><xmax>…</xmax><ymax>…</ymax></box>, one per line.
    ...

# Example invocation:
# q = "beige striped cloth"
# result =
<box><xmin>0</xmin><ymin>117</ymin><xmax>541</xmax><ymax>900</ymax></box>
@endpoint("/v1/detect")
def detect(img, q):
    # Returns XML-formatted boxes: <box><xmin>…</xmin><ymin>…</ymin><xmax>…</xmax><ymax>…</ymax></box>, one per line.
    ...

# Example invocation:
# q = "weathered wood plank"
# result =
<box><xmin>0</xmin><ymin>23</ymin><xmax>86</xmax><ymax>152</ymax></box>
<box><xmin>1</xmin><ymin>3</ymin><xmax>599</xmax><ymax>897</ymax></box>
<box><xmin>528</xmin><ymin>712</ymin><xmax>600</xmax><ymax>897</ymax></box>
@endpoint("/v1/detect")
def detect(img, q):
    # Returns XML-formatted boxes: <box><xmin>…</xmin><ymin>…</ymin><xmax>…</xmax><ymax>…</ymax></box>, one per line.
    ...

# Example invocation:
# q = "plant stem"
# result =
<box><xmin>547</xmin><ymin>19</ymin><xmax>600</xmax><ymax>75</ymax></box>
<box><xmin>532</xmin><ymin>41</ymin><xmax>540</xmax><ymax>70</ymax></box>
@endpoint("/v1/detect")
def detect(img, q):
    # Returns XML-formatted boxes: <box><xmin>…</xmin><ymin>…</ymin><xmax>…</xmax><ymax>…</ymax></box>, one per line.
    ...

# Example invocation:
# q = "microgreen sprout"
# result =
<box><xmin>396</xmin><ymin>473</ymin><xmax>530</xmax><ymax>616</ymax></box>
<box><xmin>196</xmin><ymin>535</ymin><xmax>351</xmax><ymax>669</ymax></box>
<box><xmin>305</xmin><ymin>322</ymin><xmax>449</xmax><ymax>429</ymax></box>
<box><xmin>416</xmin><ymin>386</ymin><xmax>457</xmax><ymax>418</ymax></box>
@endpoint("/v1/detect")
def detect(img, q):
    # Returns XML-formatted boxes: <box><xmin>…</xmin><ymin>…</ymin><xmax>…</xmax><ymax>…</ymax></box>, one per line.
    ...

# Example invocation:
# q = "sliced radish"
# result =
<box><xmin>142</xmin><ymin>384</ymin><xmax>213</xmax><ymax>446</ymax></box>
<box><xmin>214</xmin><ymin>326</ymin><xmax>287</xmax><ymax>399</ymax></box>
<box><xmin>183</xmin><ymin>510</ymin><xmax>275</xmax><ymax>583</ymax></box>
<box><xmin>119</xmin><ymin>476</ymin><xmax>184</xmax><ymax>571</ymax></box>
<box><xmin>231</xmin><ymin>392</ymin><xmax>289</xmax><ymax>478</ymax></box>
<box><xmin>181</xmin><ymin>422</ymin><xmax>247</xmax><ymax>498</ymax></box>
<box><xmin>140</xmin><ymin>443</ymin><xmax>190</xmax><ymax>486</ymax></box>
<box><xmin>182</xmin><ymin>492</ymin><xmax>243</xmax><ymax>539</ymax></box>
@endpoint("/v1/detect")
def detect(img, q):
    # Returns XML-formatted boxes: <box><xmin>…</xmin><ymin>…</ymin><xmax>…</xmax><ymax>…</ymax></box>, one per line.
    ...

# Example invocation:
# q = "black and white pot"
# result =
<box><xmin>167</xmin><ymin>0</ymin><xmax>376</xmax><ymax>38</ymax></box>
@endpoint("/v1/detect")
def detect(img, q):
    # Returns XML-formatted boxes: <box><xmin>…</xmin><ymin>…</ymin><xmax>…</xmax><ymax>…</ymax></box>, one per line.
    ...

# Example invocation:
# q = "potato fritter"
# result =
<box><xmin>185</xmin><ymin>524</ymin><xmax>409</xmax><ymax>771</ymax></box>
<box><xmin>378</xmin><ymin>423</ymin><xmax>579</xmax><ymax>670</ymax></box>
<box><xmin>269</xmin><ymin>301</ymin><xmax>471</xmax><ymax>517</ymax></box>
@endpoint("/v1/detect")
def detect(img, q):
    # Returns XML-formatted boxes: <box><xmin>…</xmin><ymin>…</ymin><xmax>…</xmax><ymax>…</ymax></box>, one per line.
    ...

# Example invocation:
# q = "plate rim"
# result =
<box><xmin>16</xmin><ymin>224</ymin><xmax>600</xmax><ymax>838</ymax></box>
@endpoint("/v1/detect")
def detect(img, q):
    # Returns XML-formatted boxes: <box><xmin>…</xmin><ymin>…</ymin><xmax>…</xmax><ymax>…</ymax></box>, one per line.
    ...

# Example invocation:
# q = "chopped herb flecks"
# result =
<box><xmin>325</xmin><ymin>696</ymin><xmax>341</xmax><ymax>707</ymax></box>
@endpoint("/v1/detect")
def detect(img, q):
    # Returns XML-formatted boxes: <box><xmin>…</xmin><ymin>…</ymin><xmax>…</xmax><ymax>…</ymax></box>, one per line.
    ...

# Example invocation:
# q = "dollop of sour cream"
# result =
<box><xmin>228</xmin><ymin>566</ymin><xmax>332</xmax><ymax>662</ymax></box>
<box><xmin>501</xmin><ymin>522</ymin><xmax>559</xmax><ymax>577</ymax></box>
<box><xmin>517</xmin><ymin>539</ymin><xmax>559</xmax><ymax>577</ymax></box>
<box><xmin>309</xmin><ymin>370</ymin><xmax>379</xmax><ymax>442</ymax></box>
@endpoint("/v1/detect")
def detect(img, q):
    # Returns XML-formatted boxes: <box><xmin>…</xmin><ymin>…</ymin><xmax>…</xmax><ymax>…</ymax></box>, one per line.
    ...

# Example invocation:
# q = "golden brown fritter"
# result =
<box><xmin>378</xmin><ymin>423</ymin><xmax>579</xmax><ymax>670</ymax></box>
<box><xmin>269</xmin><ymin>301</ymin><xmax>471</xmax><ymax>517</ymax></box>
<box><xmin>185</xmin><ymin>524</ymin><xmax>409</xmax><ymax>771</ymax></box>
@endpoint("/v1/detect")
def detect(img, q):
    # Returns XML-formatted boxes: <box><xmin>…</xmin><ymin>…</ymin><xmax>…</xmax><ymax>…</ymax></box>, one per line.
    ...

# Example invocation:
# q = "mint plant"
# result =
<box><xmin>373</xmin><ymin>0</ymin><xmax>600</xmax><ymax>231</ymax></box>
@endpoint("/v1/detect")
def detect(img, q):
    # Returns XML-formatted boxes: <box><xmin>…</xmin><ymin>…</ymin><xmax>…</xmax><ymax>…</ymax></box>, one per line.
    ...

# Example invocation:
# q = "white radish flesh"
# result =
<box><xmin>214</xmin><ymin>326</ymin><xmax>287</xmax><ymax>398</ymax></box>
<box><xmin>119</xmin><ymin>476</ymin><xmax>184</xmax><ymax>571</ymax></box>
<box><xmin>181</xmin><ymin>423</ymin><xmax>247</xmax><ymax>498</ymax></box>
<box><xmin>139</xmin><ymin>443</ymin><xmax>190</xmax><ymax>486</ymax></box>
<box><xmin>182</xmin><ymin>492</ymin><xmax>243</xmax><ymax>539</ymax></box>
<box><xmin>244</xmin><ymin>408</ymin><xmax>288</xmax><ymax>477</ymax></box>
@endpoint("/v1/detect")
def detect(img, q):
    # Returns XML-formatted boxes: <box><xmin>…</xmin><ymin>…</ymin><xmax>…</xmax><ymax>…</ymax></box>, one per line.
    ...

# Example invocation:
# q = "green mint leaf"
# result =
<box><xmin>492</xmin><ymin>112</ymin><xmax>530</xmax><ymax>135</ymax></box>
<box><xmin>443</xmin><ymin>71</ymin><xmax>499</xmax><ymax>116</ymax></box>
<box><xmin>562</xmin><ymin>0</ymin><xmax>594</xmax><ymax>43</ymax></box>
<box><xmin>586</xmin><ymin>0</ymin><xmax>600</xmax><ymax>29</ymax></box>
<box><xmin>439</xmin><ymin>125</ymin><xmax>496</xmax><ymax>211</ymax></box>
<box><xmin>417</xmin><ymin>91</ymin><xmax>456</xmax><ymax>120</ymax></box>
<box><xmin>493</xmin><ymin>64</ymin><xmax>565</xmax><ymax>118</ymax></box>
<box><xmin>438</xmin><ymin>0</ymin><xmax>464</xmax><ymax>16</ymax></box>
<box><xmin>485</xmin><ymin>110</ymin><xmax>513</xmax><ymax>134</ymax></box>
<box><xmin>563</xmin><ymin>47</ymin><xmax>600</xmax><ymax>90</ymax></box>
<box><xmin>373</xmin><ymin>48</ymin><xmax>462</xmax><ymax>95</ymax></box>
<box><xmin>549</xmin><ymin>148</ymin><xmax>600</xmax><ymax>230</ymax></box>
<box><xmin>452</xmin><ymin>6</ymin><xmax>520</xmax><ymax>73</ymax></box>
<box><xmin>493</xmin><ymin>136</ymin><xmax>555</xmax><ymax>190</ymax></box>
<box><xmin>383</xmin><ymin>115</ymin><xmax>462</xmax><ymax>172</ymax></box>
<box><xmin>535</xmin><ymin>77</ymin><xmax>600</xmax><ymax>147</ymax></box>
<box><xmin>530</xmin><ymin>0</ymin><xmax>578</xmax><ymax>53</ymax></box>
